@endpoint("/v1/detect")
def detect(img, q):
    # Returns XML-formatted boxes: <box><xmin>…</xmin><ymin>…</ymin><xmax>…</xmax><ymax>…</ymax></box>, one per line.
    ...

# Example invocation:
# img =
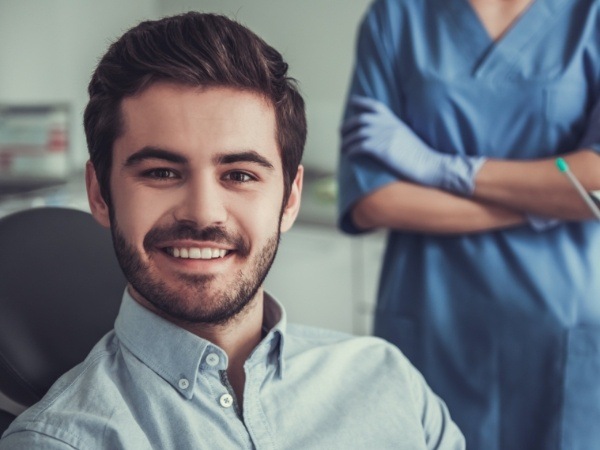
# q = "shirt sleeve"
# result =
<box><xmin>578</xmin><ymin>95</ymin><xmax>600</xmax><ymax>153</ymax></box>
<box><xmin>0</xmin><ymin>431</ymin><xmax>78</xmax><ymax>449</ymax></box>
<box><xmin>405</xmin><ymin>357</ymin><xmax>466</xmax><ymax>450</ymax></box>
<box><xmin>577</xmin><ymin>11</ymin><xmax>600</xmax><ymax>155</ymax></box>
<box><xmin>338</xmin><ymin>0</ymin><xmax>405</xmax><ymax>234</ymax></box>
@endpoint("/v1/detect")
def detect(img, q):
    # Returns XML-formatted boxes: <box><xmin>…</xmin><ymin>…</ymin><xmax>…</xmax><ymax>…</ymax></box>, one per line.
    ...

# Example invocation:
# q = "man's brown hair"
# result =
<box><xmin>84</xmin><ymin>12</ymin><xmax>306</xmax><ymax>206</ymax></box>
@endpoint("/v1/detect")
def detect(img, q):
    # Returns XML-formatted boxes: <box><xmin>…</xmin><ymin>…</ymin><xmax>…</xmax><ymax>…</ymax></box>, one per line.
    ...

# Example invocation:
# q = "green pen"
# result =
<box><xmin>556</xmin><ymin>157</ymin><xmax>600</xmax><ymax>221</ymax></box>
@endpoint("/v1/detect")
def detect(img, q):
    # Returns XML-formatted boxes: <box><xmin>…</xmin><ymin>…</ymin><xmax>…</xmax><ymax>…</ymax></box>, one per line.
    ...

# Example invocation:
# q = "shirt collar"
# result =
<box><xmin>114</xmin><ymin>290</ymin><xmax>287</xmax><ymax>399</ymax></box>
<box><xmin>250</xmin><ymin>291</ymin><xmax>287</xmax><ymax>379</ymax></box>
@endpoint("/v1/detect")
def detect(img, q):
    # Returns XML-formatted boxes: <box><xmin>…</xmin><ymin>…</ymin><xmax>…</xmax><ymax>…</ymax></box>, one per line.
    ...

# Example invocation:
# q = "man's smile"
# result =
<box><xmin>165</xmin><ymin>246</ymin><xmax>230</xmax><ymax>260</ymax></box>
<box><xmin>154</xmin><ymin>239</ymin><xmax>238</xmax><ymax>267</ymax></box>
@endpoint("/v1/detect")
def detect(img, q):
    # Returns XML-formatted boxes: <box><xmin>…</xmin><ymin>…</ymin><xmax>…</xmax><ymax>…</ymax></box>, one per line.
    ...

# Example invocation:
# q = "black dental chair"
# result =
<box><xmin>0</xmin><ymin>207</ymin><xmax>126</xmax><ymax>436</ymax></box>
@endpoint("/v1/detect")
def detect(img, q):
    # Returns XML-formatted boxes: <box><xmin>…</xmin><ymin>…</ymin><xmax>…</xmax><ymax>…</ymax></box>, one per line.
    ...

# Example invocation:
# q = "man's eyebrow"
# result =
<box><xmin>216</xmin><ymin>151</ymin><xmax>275</xmax><ymax>170</ymax></box>
<box><xmin>124</xmin><ymin>147</ymin><xmax>188</xmax><ymax>167</ymax></box>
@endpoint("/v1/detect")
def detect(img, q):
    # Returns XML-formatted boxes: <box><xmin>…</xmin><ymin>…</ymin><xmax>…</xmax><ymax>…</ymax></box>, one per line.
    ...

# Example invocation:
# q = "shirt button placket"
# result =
<box><xmin>219</xmin><ymin>393</ymin><xmax>233</xmax><ymax>408</ymax></box>
<box><xmin>206</xmin><ymin>353</ymin><xmax>220</xmax><ymax>367</ymax></box>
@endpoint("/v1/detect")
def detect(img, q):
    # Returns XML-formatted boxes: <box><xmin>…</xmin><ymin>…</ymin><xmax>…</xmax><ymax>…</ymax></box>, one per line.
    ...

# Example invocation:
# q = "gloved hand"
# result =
<box><xmin>526</xmin><ymin>213</ymin><xmax>562</xmax><ymax>232</ymax></box>
<box><xmin>342</xmin><ymin>95</ymin><xmax>486</xmax><ymax>196</ymax></box>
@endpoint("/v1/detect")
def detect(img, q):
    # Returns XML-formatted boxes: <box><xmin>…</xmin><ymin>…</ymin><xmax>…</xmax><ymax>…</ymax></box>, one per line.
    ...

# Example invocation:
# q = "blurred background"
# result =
<box><xmin>0</xmin><ymin>0</ymin><xmax>386</xmax><ymax>337</ymax></box>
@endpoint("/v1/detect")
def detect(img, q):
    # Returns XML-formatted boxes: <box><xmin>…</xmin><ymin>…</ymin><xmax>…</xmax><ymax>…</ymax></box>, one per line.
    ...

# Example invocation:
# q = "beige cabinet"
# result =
<box><xmin>265</xmin><ymin>225</ymin><xmax>386</xmax><ymax>335</ymax></box>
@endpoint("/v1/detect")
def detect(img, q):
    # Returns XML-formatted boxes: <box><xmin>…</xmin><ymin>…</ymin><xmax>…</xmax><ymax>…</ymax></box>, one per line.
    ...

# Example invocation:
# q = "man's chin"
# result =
<box><xmin>130</xmin><ymin>284</ymin><xmax>256</xmax><ymax>326</ymax></box>
<box><xmin>113</xmin><ymin>220</ymin><xmax>279</xmax><ymax>327</ymax></box>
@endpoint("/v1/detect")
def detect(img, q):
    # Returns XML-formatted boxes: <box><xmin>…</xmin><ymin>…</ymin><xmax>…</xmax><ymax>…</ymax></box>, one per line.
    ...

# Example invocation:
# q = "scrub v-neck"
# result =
<box><xmin>442</xmin><ymin>0</ymin><xmax>572</xmax><ymax>78</ymax></box>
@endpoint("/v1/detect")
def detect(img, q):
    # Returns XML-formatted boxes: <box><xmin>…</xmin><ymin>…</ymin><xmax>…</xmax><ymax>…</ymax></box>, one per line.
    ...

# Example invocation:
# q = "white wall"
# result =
<box><xmin>0</xmin><ymin>0</ymin><xmax>160</xmax><ymax>171</ymax></box>
<box><xmin>0</xmin><ymin>0</ymin><xmax>373</xmax><ymax>173</ymax></box>
<box><xmin>158</xmin><ymin>0</ymin><xmax>372</xmax><ymax>173</ymax></box>
<box><xmin>0</xmin><ymin>0</ymin><xmax>382</xmax><ymax>335</ymax></box>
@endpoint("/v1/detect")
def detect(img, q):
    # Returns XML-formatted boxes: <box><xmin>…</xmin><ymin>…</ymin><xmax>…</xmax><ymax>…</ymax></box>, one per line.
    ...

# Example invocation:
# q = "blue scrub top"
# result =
<box><xmin>338</xmin><ymin>0</ymin><xmax>600</xmax><ymax>448</ymax></box>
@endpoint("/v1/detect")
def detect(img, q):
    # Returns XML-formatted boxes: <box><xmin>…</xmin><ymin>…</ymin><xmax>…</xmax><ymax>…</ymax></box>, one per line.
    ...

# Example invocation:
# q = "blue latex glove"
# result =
<box><xmin>342</xmin><ymin>96</ymin><xmax>486</xmax><ymax>196</ymax></box>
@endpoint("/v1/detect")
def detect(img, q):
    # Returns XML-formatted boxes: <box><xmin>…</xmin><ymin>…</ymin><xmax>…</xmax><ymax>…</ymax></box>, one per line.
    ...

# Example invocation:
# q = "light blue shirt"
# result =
<box><xmin>0</xmin><ymin>291</ymin><xmax>464</xmax><ymax>449</ymax></box>
<box><xmin>338</xmin><ymin>0</ymin><xmax>600</xmax><ymax>448</ymax></box>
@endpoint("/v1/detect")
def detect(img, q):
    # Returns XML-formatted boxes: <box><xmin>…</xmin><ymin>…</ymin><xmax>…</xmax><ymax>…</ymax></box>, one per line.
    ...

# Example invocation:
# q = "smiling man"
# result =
<box><xmin>0</xmin><ymin>12</ymin><xmax>464</xmax><ymax>449</ymax></box>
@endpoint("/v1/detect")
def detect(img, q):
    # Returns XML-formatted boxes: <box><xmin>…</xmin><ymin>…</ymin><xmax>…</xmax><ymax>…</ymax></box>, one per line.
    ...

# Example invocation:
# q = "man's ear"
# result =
<box><xmin>280</xmin><ymin>165</ymin><xmax>303</xmax><ymax>233</ymax></box>
<box><xmin>85</xmin><ymin>161</ymin><xmax>111</xmax><ymax>228</ymax></box>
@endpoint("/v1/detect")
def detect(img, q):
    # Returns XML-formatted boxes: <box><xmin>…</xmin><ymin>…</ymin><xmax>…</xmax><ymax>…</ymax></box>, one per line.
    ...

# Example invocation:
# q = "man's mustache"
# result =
<box><xmin>143</xmin><ymin>223</ymin><xmax>249</xmax><ymax>257</ymax></box>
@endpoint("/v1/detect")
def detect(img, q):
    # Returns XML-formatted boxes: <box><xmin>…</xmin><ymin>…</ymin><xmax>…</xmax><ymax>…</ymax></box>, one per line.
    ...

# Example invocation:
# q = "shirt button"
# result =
<box><xmin>206</xmin><ymin>353</ymin><xmax>220</xmax><ymax>367</ymax></box>
<box><xmin>219</xmin><ymin>394</ymin><xmax>234</xmax><ymax>408</ymax></box>
<box><xmin>178</xmin><ymin>378</ymin><xmax>190</xmax><ymax>390</ymax></box>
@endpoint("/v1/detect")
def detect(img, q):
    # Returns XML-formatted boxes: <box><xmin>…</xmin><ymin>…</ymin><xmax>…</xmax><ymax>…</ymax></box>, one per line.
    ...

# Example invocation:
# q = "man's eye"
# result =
<box><xmin>225</xmin><ymin>171</ymin><xmax>255</xmax><ymax>183</ymax></box>
<box><xmin>144</xmin><ymin>168</ymin><xmax>177</xmax><ymax>179</ymax></box>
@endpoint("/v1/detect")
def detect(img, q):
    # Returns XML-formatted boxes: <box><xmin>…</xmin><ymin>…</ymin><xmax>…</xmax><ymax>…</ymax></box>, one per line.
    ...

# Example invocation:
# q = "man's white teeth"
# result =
<box><xmin>170</xmin><ymin>247</ymin><xmax>227</xmax><ymax>259</ymax></box>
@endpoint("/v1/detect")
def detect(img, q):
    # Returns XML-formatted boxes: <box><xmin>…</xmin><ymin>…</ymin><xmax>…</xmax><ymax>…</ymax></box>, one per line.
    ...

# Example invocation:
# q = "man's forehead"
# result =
<box><xmin>120</xmin><ymin>82</ymin><xmax>273</xmax><ymax>116</ymax></box>
<box><xmin>115</xmin><ymin>82</ymin><xmax>280</xmax><ymax>165</ymax></box>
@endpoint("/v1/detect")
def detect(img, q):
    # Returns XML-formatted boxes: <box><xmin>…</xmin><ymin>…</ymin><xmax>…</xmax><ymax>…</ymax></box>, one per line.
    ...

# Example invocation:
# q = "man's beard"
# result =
<box><xmin>110</xmin><ymin>219</ymin><xmax>280</xmax><ymax>326</ymax></box>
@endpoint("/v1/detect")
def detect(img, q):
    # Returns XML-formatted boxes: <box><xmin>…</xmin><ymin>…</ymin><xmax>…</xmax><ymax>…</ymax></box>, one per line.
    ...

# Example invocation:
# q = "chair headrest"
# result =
<box><xmin>0</xmin><ymin>207</ymin><xmax>126</xmax><ymax>406</ymax></box>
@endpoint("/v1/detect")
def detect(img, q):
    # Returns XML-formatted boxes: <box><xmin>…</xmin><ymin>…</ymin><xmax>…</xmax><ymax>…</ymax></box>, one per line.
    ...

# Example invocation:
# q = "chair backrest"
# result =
<box><xmin>0</xmin><ymin>410</ymin><xmax>14</xmax><ymax>437</ymax></box>
<box><xmin>0</xmin><ymin>207</ymin><xmax>126</xmax><ymax>432</ymax></box>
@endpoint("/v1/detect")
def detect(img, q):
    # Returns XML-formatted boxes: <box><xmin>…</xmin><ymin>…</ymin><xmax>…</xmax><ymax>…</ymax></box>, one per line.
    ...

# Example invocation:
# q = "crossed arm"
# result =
<box><xmin>343</xmin><ymin>92</ymin><xmax>600</xmax><ymax>235</ymax></box>
<box><xmin>351</xmin><ymin>149</ymin><xmax>600</xmax><ymax>234</ymax></box>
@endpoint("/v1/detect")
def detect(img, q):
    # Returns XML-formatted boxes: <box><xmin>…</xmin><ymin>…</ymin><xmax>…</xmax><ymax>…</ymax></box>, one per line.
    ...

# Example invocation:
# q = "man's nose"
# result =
<box><xmin>173</xmin><ymin>177</ymin><xmax>228</xmax><ymax>227</ymax></box>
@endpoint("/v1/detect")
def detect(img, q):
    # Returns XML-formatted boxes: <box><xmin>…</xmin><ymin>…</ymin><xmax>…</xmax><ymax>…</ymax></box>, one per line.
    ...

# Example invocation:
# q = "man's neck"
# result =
<box><xmin>469</xmin><ymin>0</ymin><xmax>534</xmax><ymax>41</ymax></box>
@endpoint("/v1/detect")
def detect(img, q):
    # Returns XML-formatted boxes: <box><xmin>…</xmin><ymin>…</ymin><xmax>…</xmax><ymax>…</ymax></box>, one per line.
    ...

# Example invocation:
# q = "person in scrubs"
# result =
<box><xmin>338</xmin><ymin>0</ymin><xmax>600</xmax><ymax>448</ymax></box>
